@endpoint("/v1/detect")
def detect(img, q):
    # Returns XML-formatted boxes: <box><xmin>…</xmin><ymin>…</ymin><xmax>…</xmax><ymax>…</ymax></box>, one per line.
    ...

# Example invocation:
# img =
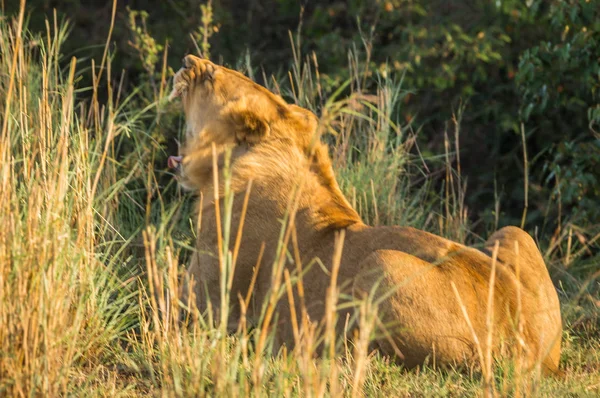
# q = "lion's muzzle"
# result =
<box><xmin>168</xmin><ymin>155</ymin><xmax>183</xmax><ymax>170</ymax></box>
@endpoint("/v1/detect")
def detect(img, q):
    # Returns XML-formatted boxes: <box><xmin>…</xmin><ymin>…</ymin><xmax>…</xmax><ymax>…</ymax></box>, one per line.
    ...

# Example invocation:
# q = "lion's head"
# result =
<box><xmin>169</xmin><ymin>56</ymin><xmax>320</xmax><ymax>189</ymax></box>
<box><xmin>169</xmin><ymin>55</ymin><xmax>360</xmax><ymax>228</ymax></box>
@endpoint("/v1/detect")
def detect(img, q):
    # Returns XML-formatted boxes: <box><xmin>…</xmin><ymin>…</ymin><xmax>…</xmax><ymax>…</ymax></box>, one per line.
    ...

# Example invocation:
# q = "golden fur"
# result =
<box><xmin>170</xmin><ymin>55</ymin><xmax>562</xmax><ymax>374</ymax></box>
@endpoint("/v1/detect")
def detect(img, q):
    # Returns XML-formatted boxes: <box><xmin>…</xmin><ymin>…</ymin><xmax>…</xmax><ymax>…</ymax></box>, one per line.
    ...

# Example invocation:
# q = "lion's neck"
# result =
<box><xmin>229</xmin><ymin>140</ymin><xmax>362</xmax><ymax>231</ymax></box>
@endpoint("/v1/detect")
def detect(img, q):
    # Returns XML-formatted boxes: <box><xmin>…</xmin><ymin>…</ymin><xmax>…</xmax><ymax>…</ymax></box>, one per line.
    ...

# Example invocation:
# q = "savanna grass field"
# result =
<box><xmin>1</xmin><ymin>0</ymin><xmax>599</xmax><ymax>396</ymax></box>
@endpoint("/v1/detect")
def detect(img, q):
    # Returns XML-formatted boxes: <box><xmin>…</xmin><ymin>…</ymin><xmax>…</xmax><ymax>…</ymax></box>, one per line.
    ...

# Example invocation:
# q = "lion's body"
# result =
<box><xmin>172</xmin><ymin>55</ymin><xmax>562</xmax><ymax>374</ymax></box>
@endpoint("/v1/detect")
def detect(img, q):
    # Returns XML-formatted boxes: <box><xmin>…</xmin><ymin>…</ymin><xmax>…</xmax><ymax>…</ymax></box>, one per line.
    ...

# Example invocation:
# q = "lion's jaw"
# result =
<box><xmin>174</xmin><ymin>83</ymin><xmax>240</xmax><ymax>191</ymax></box>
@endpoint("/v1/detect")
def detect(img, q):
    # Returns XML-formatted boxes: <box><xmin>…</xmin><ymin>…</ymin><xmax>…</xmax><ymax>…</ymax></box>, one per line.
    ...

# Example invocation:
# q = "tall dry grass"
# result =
<box><xmin>0</xmin><ymin>7</ymin><xmax>383</xmax><ymax>395</ymax></box>
<box><xmin>0</xmin><ymin>3</ymin><xmax>138</xmax><ymax>395</ymax></box>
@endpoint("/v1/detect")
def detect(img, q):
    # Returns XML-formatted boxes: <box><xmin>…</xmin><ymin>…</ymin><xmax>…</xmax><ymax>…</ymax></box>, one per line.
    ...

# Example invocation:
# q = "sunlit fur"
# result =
<box><xmin>171</xmin><ymin>55</ymin><xmax>562</xmax><ymax>375</ymax></box>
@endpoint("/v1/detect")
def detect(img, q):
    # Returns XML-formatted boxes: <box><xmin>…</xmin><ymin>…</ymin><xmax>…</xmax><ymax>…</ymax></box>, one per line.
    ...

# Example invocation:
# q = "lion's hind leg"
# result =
<box><xmin>352</xmin><ymin>250</ymin><xmax>480</xmax><ymax>369</ymax></box>
<box><xmin>484</xmin><ymin>226</ymin><xmax>562</xmax><ymax>376</ymax></box>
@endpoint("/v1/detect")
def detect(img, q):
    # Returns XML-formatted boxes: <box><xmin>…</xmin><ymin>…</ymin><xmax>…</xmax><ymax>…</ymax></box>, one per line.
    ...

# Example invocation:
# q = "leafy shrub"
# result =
<box><xmin>516</xmin><ymin>0</ymin><xmax>600</xmax><ymax>228</ymax></box>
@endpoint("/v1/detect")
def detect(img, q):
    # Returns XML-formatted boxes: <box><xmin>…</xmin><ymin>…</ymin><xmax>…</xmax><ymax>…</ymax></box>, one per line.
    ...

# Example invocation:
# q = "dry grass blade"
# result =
<box><xmin>231</xmin><ymin>179</ymin><xmax>253</xmax><ymax>269</ymax></box>
<box><xmin>520</xmin><ymin>123</ymin><xmax>529</xmax><ymax>229</ymax></box>
<box><xmin>284</xmin><ymin>269</ymin><xmax>300</xmax><ymax>348</ymax></box>
<box><xmin>211</xmin><ymin>142</ymin><xmax>224</xmax><ymax>270</ymax></box>
<box><xmin>484</xmin><ymin>240</ymin><xmax>499</xmax><ymax>397</ymax></box>
<box><xmin>244</xmin><ymin>241</ymin><xmax>265</xmax><ymax>308</ymax></box>
<box><xmin>351</xmin><ymin>300</ymin><xmax>376</xmax><ymax>398</ymax></box>
<box><xmin>0</xmin><ymin>0</ymin><xmax>25</xmax><ymax>151</ymax></box>
<box><xmin>514</xmin><ymin>240</ymin><xmax>524</xmax><ymax>398</ymax></box>
<box><xmin>451</xmin><ymin>282</ymin><xmax>485</xmax><ymax>379</ymax></box>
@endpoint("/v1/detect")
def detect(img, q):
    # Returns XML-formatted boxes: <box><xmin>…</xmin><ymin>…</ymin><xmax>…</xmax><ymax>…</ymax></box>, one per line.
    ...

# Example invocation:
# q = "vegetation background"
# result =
<box><xmin>1</xmin><ymin>0</ymin><xmax>599</xmax><ymax>395</ymax></box>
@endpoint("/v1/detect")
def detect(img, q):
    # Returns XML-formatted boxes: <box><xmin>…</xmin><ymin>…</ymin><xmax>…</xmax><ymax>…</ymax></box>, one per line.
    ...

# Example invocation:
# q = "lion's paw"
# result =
<box><xmin>182</xmin><ymin>55</ymin><xmax>216</xmax><ymax>83</ymax></box>
<box><xmin>170</xmin><ymin>55</ymin><xmax>217</xmax><ymax>100</ymax></box>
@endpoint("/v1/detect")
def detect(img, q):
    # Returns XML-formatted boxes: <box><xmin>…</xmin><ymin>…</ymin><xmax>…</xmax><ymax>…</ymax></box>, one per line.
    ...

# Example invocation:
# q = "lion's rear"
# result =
<box><xmin>485</xmin><ymin>226</ymin><xmax>562</xmax><ymax>373</ymax></box>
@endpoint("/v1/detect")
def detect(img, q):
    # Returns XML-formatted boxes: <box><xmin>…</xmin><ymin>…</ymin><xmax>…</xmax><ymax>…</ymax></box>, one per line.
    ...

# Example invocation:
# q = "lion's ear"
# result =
<box><xmin>231</xmin><ymin>110</ymin><xmax>271</xmax><ymax>144</ymax></box>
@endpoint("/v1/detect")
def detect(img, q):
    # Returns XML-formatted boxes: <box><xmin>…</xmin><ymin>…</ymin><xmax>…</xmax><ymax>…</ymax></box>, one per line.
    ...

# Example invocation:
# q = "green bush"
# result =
<box><xmin>516</xmin><ymin>0</ymin><xmax>600</xmax><ymax>228</ymax></box>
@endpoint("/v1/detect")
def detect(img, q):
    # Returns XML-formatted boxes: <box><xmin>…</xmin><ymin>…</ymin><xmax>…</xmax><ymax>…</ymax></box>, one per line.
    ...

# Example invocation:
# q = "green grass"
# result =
<box><xmin>1</xmin><ymin>8</ymin><xmax>599</xmax><ymax>397</ymax></box>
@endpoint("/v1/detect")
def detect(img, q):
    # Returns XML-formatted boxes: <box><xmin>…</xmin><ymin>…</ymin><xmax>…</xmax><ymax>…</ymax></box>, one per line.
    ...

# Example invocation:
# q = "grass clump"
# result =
<box><xmin>0</xmin><ymin>8</ymin><xmax>137</xmax><ymax>395</ymax></box>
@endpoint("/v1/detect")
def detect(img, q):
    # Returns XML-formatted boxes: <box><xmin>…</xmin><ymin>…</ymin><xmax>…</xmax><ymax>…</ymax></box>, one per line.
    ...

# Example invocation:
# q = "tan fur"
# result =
<box><xmin>171</xmin><ymin>55</ymin><xmax>562</xmax><ymax>374</ymax></box>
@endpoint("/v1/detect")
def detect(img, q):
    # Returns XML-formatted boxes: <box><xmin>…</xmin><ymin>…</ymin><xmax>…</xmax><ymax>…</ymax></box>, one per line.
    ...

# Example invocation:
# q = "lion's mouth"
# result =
<box><xmin>168</xmin><ymin>155</ymin><xmax>183</xmax><ymax>170</ymax></box>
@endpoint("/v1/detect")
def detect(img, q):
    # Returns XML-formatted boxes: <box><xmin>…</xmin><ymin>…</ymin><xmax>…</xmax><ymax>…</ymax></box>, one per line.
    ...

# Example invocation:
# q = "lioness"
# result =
<box><xmin>169</xmin><ymin>55</ymin><xmax>562</xmax><ymax>374</ymax></box>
